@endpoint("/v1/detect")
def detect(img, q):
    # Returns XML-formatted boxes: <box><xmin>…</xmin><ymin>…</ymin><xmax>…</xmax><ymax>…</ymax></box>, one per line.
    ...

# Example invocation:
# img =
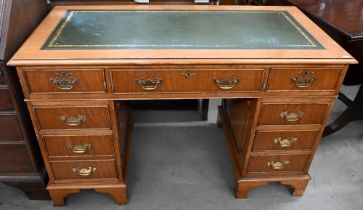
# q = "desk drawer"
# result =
<box><xmin>0</xmin><ymin>66</ymin><xmax>5</xmax><ymax>85</ymax></box>
<box><xmin>34</xmin><ymin>106</ymin><xmax>111</xmax><ymax>130</ymax></box>
<box><xmin>110</xmin><ymin>69</ymin><xmax>264</xmax><ymax>92</ymax></box>
<box><xmin>253</xmin><ymin>130</ymin><xmax>318</xmax><ymax>151</ymax></box>
<box><xmin>258</xmin><ymin>103</ymin><xmax>328</xmax><ymax>125</ymax></box>
<box><xmin>0</xmin><ymin>89</ymin><xmax>13</xmax><ymax>110</ymax></box>
<box><xmin>44</xmin><ymin>135</ymin><xmax>114</xmax><ymax>157</ymax></box>
<box><xmin>0</xmin><ymin>144</ymin><xmax>33</xmax><ymax>173</ymax></box>
<box><xmin>23</xmin><ymin>69</ymin><xmax>106</xmax><ymax>93</ymax></box>
<box><xmin>51</xmin><ymin>160</ymin><xmax>117</xmax><ymax>180</ymax></box>
<box><xmin>248</xmin><ymin>154</ymin><xmax>310</xmax><ymax>174</ymax></box>
<box><xmin>267</xmin><ymin>67</ymin><xmax>342</xmax><ymax>91</ymax></box>
<box><xmin>0</xmin><ymin>115</ymin><xmax>23</xmax><ymax>142</ymax></box>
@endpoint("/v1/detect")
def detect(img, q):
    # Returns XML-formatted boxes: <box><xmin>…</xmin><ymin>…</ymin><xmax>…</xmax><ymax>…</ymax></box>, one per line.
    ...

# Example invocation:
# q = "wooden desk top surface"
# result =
<box><xmin>8</xmin><ymin>5</ymin><xmax>356</xmax><ymax>65</ymax></box>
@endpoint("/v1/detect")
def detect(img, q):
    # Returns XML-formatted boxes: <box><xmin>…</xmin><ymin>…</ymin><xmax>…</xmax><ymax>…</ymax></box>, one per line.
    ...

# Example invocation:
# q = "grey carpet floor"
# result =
<box><xmin>0</xmin><ymin>87</ymin><xmax>362</xmax><ymax>210</ymax></box>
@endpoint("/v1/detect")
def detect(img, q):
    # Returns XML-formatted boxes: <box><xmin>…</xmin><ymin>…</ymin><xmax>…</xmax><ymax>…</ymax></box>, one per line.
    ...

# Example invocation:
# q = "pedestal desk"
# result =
<box><xmin>8</xmin><ymin>5</ymin><xmax>356</xmax><ymax>206</ymax></box>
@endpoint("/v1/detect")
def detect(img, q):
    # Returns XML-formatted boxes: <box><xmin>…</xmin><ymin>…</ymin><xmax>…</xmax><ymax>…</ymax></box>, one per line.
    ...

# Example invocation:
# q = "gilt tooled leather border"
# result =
<box><xmin>43</xmin><ymin>10</ymin><xmax>323</xmax><ymax>50</ymax></box>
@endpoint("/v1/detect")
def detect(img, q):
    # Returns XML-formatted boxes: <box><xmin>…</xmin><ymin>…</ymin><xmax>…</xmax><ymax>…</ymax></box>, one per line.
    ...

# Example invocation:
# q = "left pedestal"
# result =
<box><xmin>25</xmin><ymin>100</ymin><xmax>132</xmax><ymax>206</ymax></box>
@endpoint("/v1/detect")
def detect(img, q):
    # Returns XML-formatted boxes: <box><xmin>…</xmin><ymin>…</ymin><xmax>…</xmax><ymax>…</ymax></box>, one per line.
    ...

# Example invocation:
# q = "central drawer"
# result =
<box><xmin>51</xmin><ymin>160</ymin><xmax>117</xmax><ymax>180</ymax></box>
<box><xmin>34</xmin><ymin>106</ymin><xmax>111</xmax><ymax>130</ymax></box>
<box><xmin>44</xmin><ymin>135</ymin><xmax>114</xmax><ymax>157</ymax></box>
<box><xmin>110</xmin><ymin>69</ymin><xmax>264</xmax><ymax>93</ymax></box>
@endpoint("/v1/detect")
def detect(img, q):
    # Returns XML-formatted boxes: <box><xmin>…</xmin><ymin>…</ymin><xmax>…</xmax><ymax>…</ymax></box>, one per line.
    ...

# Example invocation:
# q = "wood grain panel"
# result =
<box><xmin>23</xmin><ymin>68</ymin><xmax>106</xmax><ymax>94</ymax></box>
<box><xmin>0</xmin><ymin>88</ymin><xmax>13</xmax><ymax>110</ymax></box>
<box><xmin>111</xmin><ymin>69</ymin><xmax>264</xmax><ymax>93</ymax></box>
<box><xmin>34</xmin><ymin>106</ymin><xmax>111</xmax><ymax>130</ymax></box>
<box><xmin>51</xmin><ymin>160</ymin><xmax>117</xmax><ymax>180</ymax></box>
<box><xmin>253</xmin><ymin>130</ymin><xmax>319</xmax><ymax>151</ymax></box>
<box><xmin>248</xmin><ymin>154</ymin><xmax>310</xmax><ymax>174</ymax></box>
<box><xmin>267</xmin><ymin>67</ymin><xmax>342</xmax><ymax>91</ymax></box>
<box><xmin>111</xmin><ymin>70</ymin><xmax>179</xmax><ymax>92</ymax></box>
<box><xmin>0</xmin><ymin>66</ymin><xmax>5</xmax><ymax>85</ymax></box>
<box><xmin>258</xmin><ymin>103</ymin><xmax>329</xmax><ymax>125</ymax></box>
<box><xmin>0</xmin><ymin>114</ymin><xmax>23</xmax><ymax>142</ymax></box>
<box><xmin>44</xmin><ymin>135</ymin><xmax>114</xmax><ymax>157</ymax></box>
<box><xmin>179</xmin><ymin>69</ymin><xmax>264</xmax><ymax>92</ymax></box>
<box><xmin>0</xmin><ymin>144</ymin><xmax>33</xmax><ymax>173</ymax></box>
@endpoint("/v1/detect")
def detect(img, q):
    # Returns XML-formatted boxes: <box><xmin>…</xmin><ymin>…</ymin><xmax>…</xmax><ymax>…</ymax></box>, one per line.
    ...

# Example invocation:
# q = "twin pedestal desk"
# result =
<box><xmin>8</xmin><ymin>5</ymin><xmax>356</xmax><ymax>206</ymax></box>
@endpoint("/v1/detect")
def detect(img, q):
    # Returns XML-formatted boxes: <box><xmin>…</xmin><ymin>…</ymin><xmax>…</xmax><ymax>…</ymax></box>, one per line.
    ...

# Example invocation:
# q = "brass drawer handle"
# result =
<box><xmin>274</xmin><ymin>137</ymin><xmax>298</xmax><ymax>148</ymax></box>
<box><xmin>267</xmin><ymin>160</ymin><xmax>289</xmax><ymax>170</ymax></box>
<box><xmin>59</xmin><ymin>114</ymin><xmax>86</xmax><ymax>126</ymax></box>
<box><xmin>68</xmin><ymin>143</ymin><xmax>91</xmax><ymax>154</ymax></box>
<box><xmin>181</xmin><ymin>72</ymin><xmax>198</xmax><ymax>78</ymax></box>
<box><xmin>72</xmin><ymin>167</ymin><xmax>96</xmax><ymax>176</ymax></box>
<box><xmin>135</xmin><ymin>78</ymin><xmax>162</xmax><ymax>91</ymax></box>
<box><xmin>291</xmin><ymin>71</ymin><xmax>316</xmax><ymax>88</ymax></box>
<box><xmin>214</xmin><ymin>77</ymin><xmax>240</xmax><ymax>90</ymax></box>
<box><xmin>50</xmin><ymin>72</ymin><xmax>80</xmax><ymax>90</ymax></box>
<box><xmin>280</xmin><ymin>111</ymin><xmax>304</xmax><ymax>122</ymax></box>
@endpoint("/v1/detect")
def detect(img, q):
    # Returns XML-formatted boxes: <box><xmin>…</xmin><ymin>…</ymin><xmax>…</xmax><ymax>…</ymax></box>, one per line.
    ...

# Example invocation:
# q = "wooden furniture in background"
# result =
<box><xmin>48</xmin><ymin>0</ymin><xmax>218</xmax><ymax>5</ymax></box>
<box><xmin>0</xmin><ymin>0</ymin><xmax>49</xmax><ymax>199</ymax></box>
<box><xmin>8</xmin><ymin>5</ymin><xmax>356</xmax><ymax>205</ymax></box>
<box><xmin>256</xmin><ymin>1</ymin><xmax>363</xmax><ymax>136</ymax></box>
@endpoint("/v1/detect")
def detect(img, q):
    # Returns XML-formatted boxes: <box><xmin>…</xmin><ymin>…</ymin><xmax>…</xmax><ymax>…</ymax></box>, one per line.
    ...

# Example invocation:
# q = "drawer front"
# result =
<box><xmin>248</xmin><ymin>154</ymin><xmax>310</xmax><ymax>174</ymax></box>
<box><xmin>0</xmin><ymin>89</ymin><xmax>13</xmax><ymax>110</ymax></box>
<box><xmin>267</xmin><ymin>68</ymin><xmax>342</xmax><ymax>91</ymax></box>
<box><xmin>0</xmin><ymin>144</ymin><xmax>33</xmax><ymax>173</ymax></box>
<box><xmin>51</xmin><ymin>160</ymin><xmax>117</xmax><ymax>180</ymax></box>
<box><xmin>34</xmin><ymin>106</ymin><xmax>111</xmax><ymax>130</ymax></box>
<box><xmin>110</xmin><ymin>69</ymin><xmax>264</xmax><ymax>93</ymax></box>
<box><xmin>178</xmin><ymin>69</ymin><xmax>264</xmax><ymax>92</ymax></box>
<box><xmin>259</xmin><ymin>103</ymin><xmax>329</xmax><ymax>125</ymax></box>
<box><xmin>0</xmin><ymin>115</ymin><xmax>23</xmax><ymax>142</ymax></box>
<box><xmin>111</xmin><ymin>70</ymin><xmax>178</xmax><ymax>92</ymax></box>
<box><xmin>44</xmin><ymin>135</ymin><xmax>114</xmax><ymax>157</ymax></box>
<box><xmin>23</xmin><ymin>69</ymin><xmax>106</xmax><ymax>93</ymax></box>
<box><xmin>253</xmin><ymin>130</ymin><xmax>319</xmax><ymax>151</ymax></box>
<box><xmin>0</xmin><ymin>66</ymin><xmax>6</xmax><ymax>85</ymax></box>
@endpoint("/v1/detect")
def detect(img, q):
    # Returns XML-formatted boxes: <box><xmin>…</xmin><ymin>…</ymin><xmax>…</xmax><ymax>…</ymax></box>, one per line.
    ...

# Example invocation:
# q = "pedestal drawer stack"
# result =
<box><xmin>222</xmin><ymin>65</ymin><xmax>347</xmax><ymax>198</ymax></box>
<box><xmin>22</xmin><ymin>67</ymin><xmax>130</xmax><ymax>206</ymax></box>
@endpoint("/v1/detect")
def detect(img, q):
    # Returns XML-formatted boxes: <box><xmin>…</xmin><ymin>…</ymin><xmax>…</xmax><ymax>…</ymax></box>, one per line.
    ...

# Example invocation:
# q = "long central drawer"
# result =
<box><xmin>110</xmin><ymin>68</ymin><xmax>265</xmax><ymax>93</ymax></box>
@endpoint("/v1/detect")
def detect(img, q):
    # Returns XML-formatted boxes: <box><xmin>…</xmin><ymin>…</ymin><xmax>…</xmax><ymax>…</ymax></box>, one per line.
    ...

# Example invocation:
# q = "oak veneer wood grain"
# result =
<box><xmin>258</xmin><ymin>103</ymin><xmax>329</xmax><ymax>125</ymax></box>
<box><xmin>44</xmin><ymin>135</ymin><xmax>114</xmax><ymax>157</ymax></box>
<box><xmin>111</xmin><ymin>68</ymin><xmax>264</xmax><ymax>92</ymax></box>
<box><xmin>252</xmin><ymin>130</ymin><xmax>319</xmax><ymax>151</ymax></box>
<box><xmin>34</xmin><ymin>106</ymin><xmax>111</xmax><ymax>130</ymax></box>
<box><xmin>23</xmin><ymin>68</ymin><xmax>107</xmax><ymax>94</ymax></box>
<box><xmin>267</xmin><ymin>67</ymin><xmax>342</xmax><ymax>92</ymax></box>
<box><xmin>51</xmin><ymin>160</ymin><xmax>117</xmax><ymax>180</ymax></box>
<box><xmin>247</xmin><ymin>154</ymin><xmax>310</xmax><ymax>174</ymax></box>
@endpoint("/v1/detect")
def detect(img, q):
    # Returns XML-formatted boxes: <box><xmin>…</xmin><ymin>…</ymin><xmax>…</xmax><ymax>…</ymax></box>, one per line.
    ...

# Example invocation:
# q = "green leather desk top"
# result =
<box><xmin>43</xmin><ymin>10</ymin><xmax>323</xmax><ymax>50</ymax></box>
